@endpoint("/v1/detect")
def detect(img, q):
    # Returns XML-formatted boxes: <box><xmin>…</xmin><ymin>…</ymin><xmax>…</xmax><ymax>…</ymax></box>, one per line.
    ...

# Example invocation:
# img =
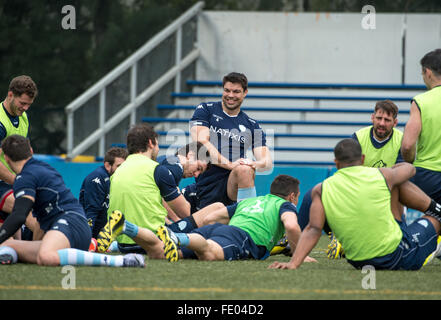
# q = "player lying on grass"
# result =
<box><xmin>0</xmin><ymin>135</ymin><xmax>148</xmax><ymax>268</ymax></box>
<box><xmin>97</xmin><ymin>174</ymin><xmax>316</xmax><ymax>263</ymax></box>
<box><xmin>269</xmin><ymin>138</ymin><xmax>441</xmax><ymax>271</ymax></box>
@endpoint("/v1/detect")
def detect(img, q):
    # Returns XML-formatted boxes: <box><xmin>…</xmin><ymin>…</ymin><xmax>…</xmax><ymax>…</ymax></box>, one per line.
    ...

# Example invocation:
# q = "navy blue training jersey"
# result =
<box><xmin>13</xmin><ymin>157</ymin><xmax>86</xmax><ymax>232</ymax></box>
<box><xmin>157</xmin><ymin>155</ymin><xmax>184</xmax><ymax>186</ymax></box>
<box><xmin>190</xmin><ymin>101</ymin><xmax>266</xmax><ymax>190</ymax></box>
<box><xmin>153</xmin><ymin>155</ymin><xmax>184</xmax><ymax>202</ymax></box>
<box><xmin>190</xmin><ymin>101</ymin><xmax>266</xmax><ymax>163</ymax></box>
<box><xmin>79</xmin><ymin>165</ymin><xmax>110</xmax><ymax>237</ymax></box>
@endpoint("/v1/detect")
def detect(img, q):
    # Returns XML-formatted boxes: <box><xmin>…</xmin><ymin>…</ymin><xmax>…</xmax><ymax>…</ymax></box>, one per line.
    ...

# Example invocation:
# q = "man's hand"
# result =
<box><xmin>268</xmin><ymin>255</ymin><xmax>317</xmax><ymax>270</ymax></box>
<box><xmin>268</xmin><ymin>261</ymin><xmax>296</xmax><ymax>269</ymax></box>
<box><xmin>238</xmin><ymin>158</ymin><xmax>257</xmax><ymax>169</ymax></box>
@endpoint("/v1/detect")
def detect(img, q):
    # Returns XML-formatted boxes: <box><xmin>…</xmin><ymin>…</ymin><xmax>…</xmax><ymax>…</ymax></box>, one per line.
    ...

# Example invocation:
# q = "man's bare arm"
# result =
<box><xmin>401</xmin><ymin>101</ymin><xmax>421</xmax><ymax>163</ymax></box>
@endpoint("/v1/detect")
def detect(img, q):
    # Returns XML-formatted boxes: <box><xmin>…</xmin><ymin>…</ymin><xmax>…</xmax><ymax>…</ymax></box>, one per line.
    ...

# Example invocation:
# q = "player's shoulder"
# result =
<box><xmin>195</xmin><ymin>101</ymin><xmax>221</xmax><ymax>112</ymax></box>
<box><xmin>239</xmin><ymin>111</ymin><xmax>261</xmax><ymax>129</ymax></box>
<box><xmin>280</xmin><ymin>201</ymin><xmax>297</xmax><ymax>213</ymax></box>
<box><xmin>392</xmin><ymin>127</ymin><xmax>403</xmax><ymax>137</ymax></box>
<box><xmin>22</xmin><ymin>157</ymin><xmax>50</xmax><ymax>173</ymax></box>
<box><xmin>157</xmin><ymin>160</ymin><xmax>182</xmax><ymax>184</ymax></box>
<box><xmin>191</xmin><ymin>102</ymin><xmax>222</xmax><ymax>124</ymax></box>
<box><xmin>84</xmin><ymin>165</ymin><xmax>108</xmax><ymax>185</ymax></box>
<box><xmin>16</xmin><ymin>158</ymin><xmax>55</xmax><ymax>185</ymax></box>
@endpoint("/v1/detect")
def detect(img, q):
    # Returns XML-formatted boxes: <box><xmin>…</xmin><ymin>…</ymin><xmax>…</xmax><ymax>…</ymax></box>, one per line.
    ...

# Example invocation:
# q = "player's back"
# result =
<box><xmin>229</xmin><ymin>194</ymin><xmax>287</xmax><ymax>251</ymax></box>
<box><xmin>14</xmin><ymin>158</ymin><xmax>84</xmax><ymax>231</ymax></box>
<box><xmin>108</xmin><ymin>154</ymin><xmax>167</xmax><ymax>242</ymax></box>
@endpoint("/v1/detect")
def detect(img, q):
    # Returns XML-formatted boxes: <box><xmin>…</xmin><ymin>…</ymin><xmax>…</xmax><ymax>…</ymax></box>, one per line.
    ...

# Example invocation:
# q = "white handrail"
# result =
<box><xmin>65</xmin><ymin>1</ymin><xmax>204</xmax><ymax>113</ymax></box>
<box><xmin>68</xmin><ymin>48</ymin><xmax>200</xmax><ymax>159</ymax></box>
<box><xmin>65</xmin><ymin>1</ymin><xmax>204</xmax><ymax>159</ymax></box>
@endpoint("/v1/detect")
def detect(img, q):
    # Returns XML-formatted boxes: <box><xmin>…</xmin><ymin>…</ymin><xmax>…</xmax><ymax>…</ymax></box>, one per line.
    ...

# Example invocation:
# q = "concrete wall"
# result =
<box><xmin>196</xmin><ymin>11</ymin><xmax>441</xmax><ymax>85</ymax></box>
<box><xmin>44</xmin><ymin>159</ymin><xmax>422</xmax><ymax>224</ymax></box>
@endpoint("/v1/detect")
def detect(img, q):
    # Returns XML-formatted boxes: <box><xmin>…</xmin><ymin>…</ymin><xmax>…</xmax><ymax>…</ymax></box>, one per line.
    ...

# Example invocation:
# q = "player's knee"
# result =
<box><xmin>211</xmin><ymin>202</ymin><xmax>226</xmax><ymax>211</ymax></box>
<box><xmin>232</xmin><ymin>164</ymin><xmax>254</xmax><ymax>178</ymax></box>
<box><xmin>37</xmin><ymin>250</ymin><xmax>60</xmax><ymax>266</ymax></box>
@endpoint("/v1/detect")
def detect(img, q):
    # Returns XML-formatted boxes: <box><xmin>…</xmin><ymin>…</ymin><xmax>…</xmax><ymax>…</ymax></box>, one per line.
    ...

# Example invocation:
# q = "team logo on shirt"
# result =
<box><xmin>213</xmin><ymin>114</ymin><xmax>223</xmax><ymax>122</ymax></box>
<box><xmin>372</xmin><ymin>160</ymin><xmax>387</xmax><ymax>168</ymax></box>
<box><xmin>57</xmin><ymin>219</ymin><xmax>69</xmax><ymax>226</ymax></box>
<box><xmin>45</xmin><ymin>203</ymin><xmax>54</xmax><ymax>214</ymax></box>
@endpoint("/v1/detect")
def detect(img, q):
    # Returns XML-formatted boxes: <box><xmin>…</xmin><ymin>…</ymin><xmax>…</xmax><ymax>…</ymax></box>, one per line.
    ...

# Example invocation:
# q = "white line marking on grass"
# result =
<box><xmin>1</xmin><ymin>284</ymin><xmax>441</xmax><ymax>297</ymax></box>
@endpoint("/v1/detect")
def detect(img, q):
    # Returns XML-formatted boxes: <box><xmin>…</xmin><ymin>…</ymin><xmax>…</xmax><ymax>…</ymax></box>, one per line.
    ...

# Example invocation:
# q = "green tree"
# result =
<box><xmin>0</xmin><ymin>0</ymin><xmax>438</xmax><ymax>154</ymax></box>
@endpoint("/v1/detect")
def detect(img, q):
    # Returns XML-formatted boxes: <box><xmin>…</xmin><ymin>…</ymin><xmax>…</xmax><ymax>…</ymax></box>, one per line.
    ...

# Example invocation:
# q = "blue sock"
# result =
<box><xmin>175</xmin><ymin>232</ymin><xmax>190</xmax><ymax>247</ymax></box>
<box><xmin>123</xmin><ymin>221</ymin><xmax>139</xmax><ymax>238</ymax></box>
<box><xmin>237</xmin><ymin>186</ymin><xmax>256</xmax><ymax>202</ymax></box>
<box><xmin>57</xmin><ymin>248</ymin><xmax>124</xmax><ymax>267</ymax></box>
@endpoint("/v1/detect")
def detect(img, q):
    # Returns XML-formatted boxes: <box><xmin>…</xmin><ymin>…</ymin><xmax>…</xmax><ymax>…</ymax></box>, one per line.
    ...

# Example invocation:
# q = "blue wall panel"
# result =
<box><xmin>37</xmin><ymin>156</ymin><xmax>335</xmax><ymax>207</ymax></box>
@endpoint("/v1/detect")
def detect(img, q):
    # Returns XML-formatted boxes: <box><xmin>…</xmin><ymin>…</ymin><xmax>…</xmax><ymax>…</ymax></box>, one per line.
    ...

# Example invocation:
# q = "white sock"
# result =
<box><xmin>58</xmin><ymin>248</ymin><xmax>124</xmax><ymax>267</ymax></box>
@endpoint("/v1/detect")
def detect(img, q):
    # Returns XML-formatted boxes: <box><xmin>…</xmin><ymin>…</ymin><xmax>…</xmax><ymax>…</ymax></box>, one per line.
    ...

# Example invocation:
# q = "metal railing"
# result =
<box><xmin>65</xmin><ymin>1</ymin><xmax>204</xmax><ymax>160</ymax></box>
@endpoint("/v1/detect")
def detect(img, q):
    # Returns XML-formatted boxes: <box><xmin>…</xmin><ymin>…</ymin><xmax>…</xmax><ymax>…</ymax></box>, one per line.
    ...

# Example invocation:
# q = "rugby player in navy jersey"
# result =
<box><xmin>0</xmin><ymin>135</ymin><xmax>144</xmax><ymax>267</ymax></box>
<box><xmin>156</xmin><ymin>142</ymin><xmax>209</xmax><ymax>220</ymax></box>
<box><xmin>157</xmin><ymin>142</ymin><xmax>208</xmax><ymax>222</ymax></box>
<box><xmin>79</xmin><ymin>147</ymin><xmax>127</xmax><ymax>238</ymax></box>
<box><xmin>189</xmin><ymin>72</ymin><xmax>272</xmax><ymax>209</ymax></box>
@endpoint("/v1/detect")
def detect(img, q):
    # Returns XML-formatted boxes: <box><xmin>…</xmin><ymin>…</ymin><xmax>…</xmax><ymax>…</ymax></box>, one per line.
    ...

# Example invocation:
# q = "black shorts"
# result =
<box><xmin>196</xmin><ymin>172</ymin><xmax>235</xmax><ymax>209</ymax></box>
<box><xmin>190</xmin><ymin>223</ymin><xmax>268</xmax><ymax>261</ymax></box>
<box><xmin>410</xmin><ymin>167</ymin><xmax>441</xmax><ymax>203</ymax></box>
<box><xmin>182</xmin><ymin>183</ymin><xmax>200</xmax><ymax>214</ymax></box>
<box><xmin>50</xmin><ymin>212</ymin><xmax>91</xmax><ymax>251</ymax></box>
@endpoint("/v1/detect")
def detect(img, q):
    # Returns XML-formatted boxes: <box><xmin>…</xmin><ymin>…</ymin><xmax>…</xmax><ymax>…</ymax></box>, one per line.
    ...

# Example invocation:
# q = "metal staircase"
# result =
<box><xmin>64</xmin><ymin>1</ymin><xmax>204</xmax><ymax>160</ymax></box>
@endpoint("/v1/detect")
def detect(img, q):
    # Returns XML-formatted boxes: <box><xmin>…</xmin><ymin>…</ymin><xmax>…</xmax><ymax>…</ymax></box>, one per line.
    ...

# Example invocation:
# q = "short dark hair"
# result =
<box><xmin>126</xmin><ymin>123</ymin><xmax>158</xmax><ymax>154</ymax></box>
<box><xmin>334</xmin><ymin>138</ymin><xmax>362</xmax><ymax>164</ymax></box>
<box><xmin>270</xmin><ymin>175</ymin><xmax>300</xmax><ymax>198</ymax></box>
<box><xmin>374</xmin><ymin>100</ymin><xmax>398</xmax><ymax>119</ymax></box>
<box><xmin>8</xmin><ymin>75</ymin><xmax>38</xmax><ymax>99</ymax></box>
<box><xmin>175</xmin><ymin>142</ymin><xmax>210</xmax><ymax>163</ymax></box>
<box><xmin>420</xmin><ymin>49</ymin><xmax>441</xmax><ymax>77</ymax></box>
<box><xmin>222</xmin><ymin>72</ymin><xmax>248</xmax><ymax>91</ymax></box>
<box><xmin>2</xmin><ymin>135</ymin><xmax>32</xmax><ymax>161</ymax></box>
<box><xmin>104</xmin><ymin>147</ymin><xmax>128</xmax><ymax>165</ymax></box>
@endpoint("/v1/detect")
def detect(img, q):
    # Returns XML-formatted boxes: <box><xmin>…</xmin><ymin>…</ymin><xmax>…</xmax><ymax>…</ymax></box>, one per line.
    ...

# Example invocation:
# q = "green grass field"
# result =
<box><xmin>1</xmin><ymin>235</ymin><xmax>441</xmax><ymax>300</ymax></box>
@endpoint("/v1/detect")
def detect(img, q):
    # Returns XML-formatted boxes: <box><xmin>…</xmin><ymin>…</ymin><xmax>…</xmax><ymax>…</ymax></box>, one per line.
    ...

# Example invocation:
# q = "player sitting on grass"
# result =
<box><xmin>157</xmin><ymin>175</ymin><xmax>317</xmax><ymax>262</ymax></box>
<box><xmin>269</xmin><ymin>139</ymin><xmax>441</xmax><ymax>271</ymax></box>
<box><xmin>95</xmin><ymin>175</ymin><xmax>316</xmax><ymax>263</ymax></box>
<box><xmin>0</xmin><ymin>135</ymin><xmax>145</xmax><ymax>268</ymax></box>
<box><xmin>288</xmin><ymin>101</ymin><xmax>406</xmax><ymax>260</ymax></box>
